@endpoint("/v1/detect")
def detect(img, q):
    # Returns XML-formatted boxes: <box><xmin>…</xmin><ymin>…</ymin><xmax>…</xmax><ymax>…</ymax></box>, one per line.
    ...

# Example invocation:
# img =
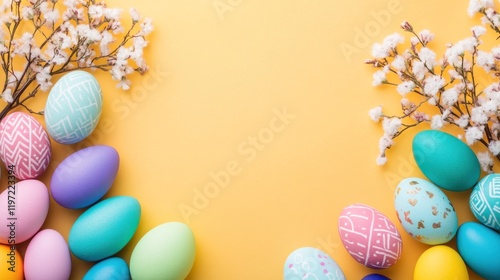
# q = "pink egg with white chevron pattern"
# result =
<box><xmin>338</xmin><ymin>203</ymin><xmax>402</xmax><ymax>269</ymax></box>
<box><xmin>0</xmin><ymin>112</ymin><xmax>51</xmax><ymax>180</ymax></box>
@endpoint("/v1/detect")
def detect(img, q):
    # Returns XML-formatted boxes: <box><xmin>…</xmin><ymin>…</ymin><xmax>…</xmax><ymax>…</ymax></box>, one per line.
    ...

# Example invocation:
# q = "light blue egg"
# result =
<box><xmin>45</xmin><ymin>70</ymin><xmax>103</xmax><ymax>144</ymax></box>
<box><xmin>470</xmin><ymin>174</ymin><xmax>500</xmax><ymax>230</ymax></box>
<box><xmin>83</xmin><ymin>257</ymin><xmax>131</xmax><ymax>280</ymax></box>
<box><xmin>69</xmin><ymin>196</ymin><xmax>141</xmax><ymax>262</ymax></box>
<box><xmin>395</xmin><ymin>178</ymin><xmax>458</xmax><ymax>245</ymax></box>
<box><xmin>457</xmin><ymin>222</ymin><xmax>500</xmax><ymax>280</ymax></box>
<box><xmin>412</xmin><ymin>130</ymin><xmax>480</xmax><ymax>192</ymax></box>
<box><xmin>283</xmin><ymin>247</ymin><xmax>345</xmax><ymax>280</ymax></box>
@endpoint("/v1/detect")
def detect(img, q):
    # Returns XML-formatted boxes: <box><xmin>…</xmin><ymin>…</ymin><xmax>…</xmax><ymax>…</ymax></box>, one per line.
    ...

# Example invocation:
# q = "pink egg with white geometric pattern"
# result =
<box><xmin>0</xmin><ymin>112</ymin><xmax>51</xmax><ymax>180</ymax></box>
<box><xmin>338</xmin><ymin>203</ymin><xmax>403</xmax><ymax>269</ymax></box>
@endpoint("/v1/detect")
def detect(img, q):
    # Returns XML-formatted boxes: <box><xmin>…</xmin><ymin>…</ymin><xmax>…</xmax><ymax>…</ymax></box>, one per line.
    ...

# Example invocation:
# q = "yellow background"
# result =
<box><xmin>4</xmin><ymin>0</ymin><xmax>493</xmax><ymax>279</ymax></box>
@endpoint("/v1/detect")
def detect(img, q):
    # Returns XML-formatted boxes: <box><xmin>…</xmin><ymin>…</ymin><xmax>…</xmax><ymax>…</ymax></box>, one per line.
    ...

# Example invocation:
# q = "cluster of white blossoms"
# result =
<box><xmin>0</xmin><ymin>0</ymin><xmax>153</xmax><ymax>119</ymax></box>
<box><xmin>367</xmin><ymin>0</ymin><xmax>500</xmax><ymax>171</ymax></box>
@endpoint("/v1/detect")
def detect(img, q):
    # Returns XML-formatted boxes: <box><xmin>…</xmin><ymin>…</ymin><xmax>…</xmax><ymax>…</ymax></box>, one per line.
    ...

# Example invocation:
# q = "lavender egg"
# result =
<box><xmin>51</xmin><ymin>145</ymin><xmax>119</xmax><ymax>209</ymax></box>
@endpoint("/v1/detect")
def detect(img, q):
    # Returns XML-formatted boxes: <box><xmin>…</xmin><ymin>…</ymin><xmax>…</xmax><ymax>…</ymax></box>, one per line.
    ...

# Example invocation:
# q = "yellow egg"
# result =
<box><xmin>414</xmin><ymin>245</ymin><xmax>468</xmax><ymax>280</ymax></box>
<box><xmin>0</xmin><ymin>244</ymin><xmax>23</xmax><ymax>280</ymax></box>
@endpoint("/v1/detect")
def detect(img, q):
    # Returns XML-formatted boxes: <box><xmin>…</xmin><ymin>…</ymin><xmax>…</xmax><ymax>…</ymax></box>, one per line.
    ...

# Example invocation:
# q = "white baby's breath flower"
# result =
<box><xmin>423</xmin><ymin>75</ymin><xmax>445</xmax><ymax>96</ymax></box>
<box><xmin>376</xmin><ymin>155</ymin><xmax>388</xmax><ymax>165</ymax></box>
<box><xmin>371</xmin><ymin>43</ymin><xmax>390</xmax><ymax>59</ymax></box>
<box><xmin>418</xmin><ymin>47</ymin><xmax>437</xmax><ymax>68</ymax></box>
<box><xmin>441</xmin><ymin>86</ymin><xmax>460</xmax><ymax>106</ymax></box>
<box><xmin>431</xmin><ymin>115</ymin><xmax>444</xmax><ymax>130</ymax></box>
<box><xmin>419</xmin><ymin>30</ymin><xmax>434</xmax><ymax>44</ymax></box>
<box><xmin>129</xmin><ymin>8</ymin><xmax>140</xmax><ymax>22</ymax></box>
<box><xmin>477</xmin><ymin>50</ymin><xmax>495</xmax><ymax>71</ymax></box>
<box><xmin>140</xmin><ymin>18</ymin><xmax>154</xmax><ymax>36</ymax></box>
<box><xmin>397</xmin><ymin>81</ymin><xmax>415</xmax><ymax>96</ymax></box>
<box><xmin>382</xmin><ymin>117</ymin><xmax>402</xmax><ymax>137</ymax></box>
<box><xmin>412</xmin><ymin>61</ymin><xmax>426</xmax><ymax>81</ymax></box>
<box><xmin>36</xmin><ymin>67</ymin><xmax>52</xmax><ymax>91</ymax></box>
<box><xmin>471</xmin><ymin>106</ymin><xmax>489</xmax><ymax>124</ymax></box>
<box><xmin>369</xmin><ymin>106</ymin><xmax>383</xmax><ymax>122</ymax></box>
<box><xmin>468</xmin><ymin>0</ymin><xmax>494</xmax><ymax>17</ymax></box>
<box><xmin>1</xmin><ymin>88</ymin><xmax>12</xmax><ymax>103</ymax></box>
<box><xmin>465</xmin><ymin>125</ymin><xmax>484</xmax><ymax>145</ymax></box>
<box><xmin>103</xmin><ymin>8</ymin><xmax>121</xmax><ymax>21</ymax></box>
<box><xmin>477</xmin><ymin>151</ymin><xmax>494</xmax><ymax>172</ymax></box>
<box><xmin>472</xmin><ymin>25</ymin><xmax>487</xmax><ymax>36</ymax></box>
<box><xmin>391</xmin><ymin>55</ymin><xmax>406</xmax><ymax>71</ymax></box>
<box><xmin>489</xmin><ymin>140</ymin><xmax>500</xmax><ymax>155</ymax></box>
<box><xmin>457</xmin><ymin>115</ymin><xmax>470</xmax><ymax>128</ymax></box>
<box><xmin>378</xmin><ymin>134</ymin><xmax>394</xmax><ymax>153</ymax></box>
<box><xmin>88</xmin><ymin>5</ymin><xmax>103</xmax><ymax>18</ymax></box>
<box><xmin>372</xmin><ymin>68</ymin><xmax>387</xmax><ymax>86</ymax></box>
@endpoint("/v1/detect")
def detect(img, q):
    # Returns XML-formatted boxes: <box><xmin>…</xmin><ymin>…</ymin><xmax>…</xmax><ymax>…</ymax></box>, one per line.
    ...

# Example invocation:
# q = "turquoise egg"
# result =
<box><xmin>457</xmin><ymin>222</ymin><xmax>500</xmax><ymax>279</ymax></box>
<box><xmin>69</xmin><ymin>196</ymin><xmax>141</xmax><ymax>261</ymax></box>
<box><xmin>83</xmin><ymin>257</ymin><xmax>131</xmax><ymax>280</ymax></box>
<box><xmin>283</xmin><ymin>247</ymin><xmax>345</xmax><ymax>280</ymax></box>
<box><xmin>412</xmin><ymin>130</ymin><xmax>480</xmax><ymax>192</ymax></box>
<box><xmin>395</xmin><ymin>178</ymin><xmax>458</xmax><ymax>245</ymax></box>
<box><xmin>470</xmin><ymin>174</ymin><xmax>500</xmax><ymax>230</ymax></box>
<box><xmin>130</xmin><ymin>222</ymin><xmax>196</xmax><ymax>280</ymax></box>
<box><xmin>45</xmin><ymin>70</ymin><xmax>103</xmax><ymax>144</ymax></box>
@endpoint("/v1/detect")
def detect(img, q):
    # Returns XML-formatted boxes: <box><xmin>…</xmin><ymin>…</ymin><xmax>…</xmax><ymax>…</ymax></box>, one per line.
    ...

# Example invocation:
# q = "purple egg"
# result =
<box><xmin>362</xmin><ymin>274</ymin><xmax>391</xmax><ymax>280</ymax></box>
<box><xmin>51</xmin><ymin>145</ymin><xmax>119</xmax><ymax>209</ymax></box>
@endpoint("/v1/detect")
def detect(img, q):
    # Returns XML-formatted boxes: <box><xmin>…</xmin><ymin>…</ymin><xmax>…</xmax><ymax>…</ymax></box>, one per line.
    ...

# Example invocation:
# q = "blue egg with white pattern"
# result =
<box><xmin>470</xmin><ymin>173</ymin><xmax>500</xmax><ymax>230</ymax></box>
<box><xmin>284</xmin><ymin>247</ymin><xmax>345</xmax><ymax>280</ymax></box>
<box><xmin>45</xmin><ymin>70</ymin><xmax>103</xmax><ymax>144</ymax></box>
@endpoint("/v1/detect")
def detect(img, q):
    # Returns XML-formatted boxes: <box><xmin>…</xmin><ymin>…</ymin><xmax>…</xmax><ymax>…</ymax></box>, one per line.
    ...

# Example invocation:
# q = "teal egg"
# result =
<box><xmin>395</xmin><ymin>178</ymin><xmax>458</xmax><ymax>245</ymax></box>
<box><xmin>412</xmin><ymin>130</ymin><xmax>480</xmax><ymax>192</ymax></box>
<box><xmin>69</xmin><ymin>196</ymin><xmax>141</xmax><ymax>261</ymax></box>
<box><xmin>457</xmin><ymin>222</ymin><xmax>500</xmax><ymax>279</ymax></box>
<box><xmin>130</xmin><ymin>222</ymin><xmax>196</xmax><ymax>280</ymax></box>
<box><xmin>45</xmin><ymin>70</ymin><xmax>103</xmax><ymax>144</ymax></box>
<box><xmin>83</xmin><ymin>257</ymin><xmax>131</xmax><ymax>280</ymax></box>
<box><xmin>283</xmin><ymin>247</ymin><xmax>345</xmax><ymax>280</ymax></box>
<box><xmin>470</xmin><ymin>174</ymin><xmax>500</xmax><ymax>230</ymax></box>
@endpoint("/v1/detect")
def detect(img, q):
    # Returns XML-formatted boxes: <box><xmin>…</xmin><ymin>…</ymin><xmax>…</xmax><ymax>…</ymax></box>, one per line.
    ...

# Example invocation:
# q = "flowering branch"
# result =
<box><xmin>0</xmin><ymin>0</ymin><xmax>153</xmax><ymax>121</ymax></box>
<box><xmin>366</xmin><ymin>0</ymin><xmax>500</xmax><ymax>172</ymax></box>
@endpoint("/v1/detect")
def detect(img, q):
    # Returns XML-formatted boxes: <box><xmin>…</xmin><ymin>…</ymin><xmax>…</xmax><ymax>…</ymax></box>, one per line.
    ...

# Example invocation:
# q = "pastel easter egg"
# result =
<box><xmin>51</xmin><ymin>145</ymin><xmax>119</xmax><ymax>209</ymax></box>
<box><xmin>338</xmin><ymin>203</ymin><xmax>402</xmax><ymax>269</ymax></box>
<box><xmin>394</xmin><ymin>178</ymin><xmax>458</xmax><ymax>245</ymax></box>
<box><xmin>69</xmin><ymin>196</ymin><xmax>141</xmax><ymax>261</ymax></box>
<box><xmin>0</xmin><ymin>112</ymin><xmax>51</xmax><ymax>180</ymax></box>
<box><xmin>24</xmin><ymin>229</ymin><xmax>71</xmax><ymax>280</ymax></box>
<box><xmin>0</xmin><ymin>180</ymin><xmax>49</xmax><ymax>244</ymax></box>
<box><xmin>0</xmin><ymin>244</ymin><xmax>23</xmax><ymax>280</ymax></box>
<box><xmin>83</xmin><ymin>257</ymin><xmax>130</xmax><ymax>280</ymax></box>
<box><xmin>283</xmin><ymin>247</ymin><xmax>345</xmax><ymax>280</ymax></box>
<box><xmin>130</xmin><ymin>222</ymin><xmax>195</xmax><ymax>280</ymax></box>
<box><xmin>469</xmin><ymin>173</ymin><xmax>500</xmax><ymax>230</ymax></box>
<box><xmin>362</xmin><ymin>274</ymin><xmax>391</xmax><ymax>280</ymax></box>
<box><xmin>413</xmin><ymin>245</ymin><xmax>469</xmax><ymax>280</ymax></box>
<box><xmin>457</xmin><ymin>222</ymin><xmax>500</xmax><ymax>280</ymax></box>
<box><xmin>45</xmin><ymin>70</ymin><xmax>103</xmax><ymax>144</ymax></box>
<box><xmin>412</xmin><ymin>130</ymin><xmax>480</xmax><ymax>191</ymax></box>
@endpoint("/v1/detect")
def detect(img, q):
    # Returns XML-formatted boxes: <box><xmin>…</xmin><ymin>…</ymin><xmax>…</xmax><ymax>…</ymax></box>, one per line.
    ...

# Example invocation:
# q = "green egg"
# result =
<box><xmin>412</xmin><ymin>130</ymin><xmax>480</xmax><ymax>192</ymax></box>
<box><xmin>130</xmin><ymin>222</ymin><xmax>196</xmax><ymax>280</ymax></box>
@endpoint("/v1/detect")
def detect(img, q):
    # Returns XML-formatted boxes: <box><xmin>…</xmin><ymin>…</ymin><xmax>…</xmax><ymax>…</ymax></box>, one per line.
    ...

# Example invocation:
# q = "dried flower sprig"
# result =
<box><xmin>0</xmin><ymin>0</ymin><xmax>153</xmax><ymax>120</ymax></box>
<box><xmin>366</xmin><ymin>0</ymin><xmax>500</xmax><ymax>171</ymax></box>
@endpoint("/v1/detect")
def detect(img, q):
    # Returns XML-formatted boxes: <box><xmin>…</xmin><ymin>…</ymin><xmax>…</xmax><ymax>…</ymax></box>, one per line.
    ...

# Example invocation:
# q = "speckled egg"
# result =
<box><xmin>44</xmin><ymin>70</ymin><xmax>103</xmax><ymax>144</ymax></box>
<box><xmin>51</xmin><ymin>145</ymin><xmax>119</xmax><ymax>209</ymax></box>
<box><xmin>0</xmin><ymin>180</ymin><xmax>49</xmax><ymax>244</ymax></box>
<box><xmin>0</xmin><ymin>112</ymin><xmax>51</xmax><ymax>180</ymax></box>
<box><xmin>412</xmin><ymin>130</ymin><xmax>480</xmax><ymax>191</ymax></box>
<box><xmin>69</xmin><ymin>196</ymin><xmax>141</xmax><ymax>262</ymax></box>
<box><xmin>284</xmin><ymin>247</ymin><xmax>345</xmax><ymax>280</ymax></box>
<box><xmin>24</xmin><ymin>229</ymin><xmax>71</xmax><ymax>280</ymax></box>
<box><xmin>395</xmin><ymin>178</ymin><xmax>458</xmax><ymax>245</ymax></box>
<box><xmin>338</xmin><ymin>203</ymin><xmax>402</xmax><ymax>269</ymax></box>
<box><xmin>457</xmin><ymin>222</ymin><xmax>500</xmax><ymax>280</ymax></box>
<box><xmin>469</xmin><ymin>173</ymin><xmax>500</xmax><ymax>230</ymax></box>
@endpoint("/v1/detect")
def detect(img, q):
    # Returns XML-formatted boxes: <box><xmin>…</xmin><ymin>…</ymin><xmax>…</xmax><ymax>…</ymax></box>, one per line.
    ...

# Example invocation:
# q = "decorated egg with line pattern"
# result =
<box><xmin>469</xmin><ymin>173</ymin><xmax>500</xmax><ymax>230</ymax></box>
<box><xmin>283</xmin><ymin>247</ymin><xmax>345</xmax><ymax>280</ymax></box>
<box><xmin>45</xmin><ymin>70</ymin><xmax>103</xmax><ymax>144</ymax></box>
<box><xmin>395</xmin><ymin>177</ymin><xmax>458</xmax><ymax>245</ymax></box>
<box><xmin>338</xmin><ymin>203</ymin><xmax>402</xmax><ymax>269</ymax></box>
<box><xmin>0</xmin><ymin>112</ymin><xmax>51</xmax><ymax>180</ymax></box>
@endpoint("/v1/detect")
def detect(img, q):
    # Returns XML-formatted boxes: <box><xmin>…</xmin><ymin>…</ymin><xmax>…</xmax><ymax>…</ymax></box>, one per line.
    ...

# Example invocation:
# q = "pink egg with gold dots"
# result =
<box><xmin>338</xmin><ymin>203</ymin><xmax>403</xmax><ymax>269</ymax></box>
